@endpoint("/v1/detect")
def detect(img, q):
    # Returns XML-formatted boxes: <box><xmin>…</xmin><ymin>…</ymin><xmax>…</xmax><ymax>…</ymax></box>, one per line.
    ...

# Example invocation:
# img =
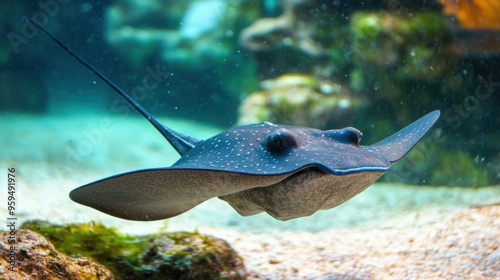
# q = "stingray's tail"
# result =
<box><xmin>25</xmin><ymin>18</ymin><xmax>199</xmax><ymax>155</ymax></box>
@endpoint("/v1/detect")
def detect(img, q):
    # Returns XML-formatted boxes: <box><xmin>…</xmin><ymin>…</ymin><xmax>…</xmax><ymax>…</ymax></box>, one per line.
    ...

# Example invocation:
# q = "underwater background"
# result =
<box><xmin>1</xmin><ymin>0</ymin><xmax>499</xmax><ymax>279</ymax></box>
<box><xmin>2</xmin><ymin>0</ymin><xmax>499</xmax><ymax>186</ymax></box>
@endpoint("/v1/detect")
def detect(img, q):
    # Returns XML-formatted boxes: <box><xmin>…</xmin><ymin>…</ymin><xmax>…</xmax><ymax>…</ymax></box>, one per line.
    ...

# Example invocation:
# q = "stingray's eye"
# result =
<box><xmin>342</xmin><ymin>127</ymin><xmax>362</xmax><ymax>145</ymax></box>
<box><xmin>324</xmin><ymin>127</ymin><xmax>362</xmax><ymax>146</ymax></box>
<box><xmin>264</xmin><ymin>129</ymin><xmax>297</xmax><ymax>154</ymax></box>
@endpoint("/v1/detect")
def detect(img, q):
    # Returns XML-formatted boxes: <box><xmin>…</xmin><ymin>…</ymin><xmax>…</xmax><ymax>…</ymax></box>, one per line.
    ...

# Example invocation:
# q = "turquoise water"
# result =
<box><xmin>1</xmin><ymin>1</ymin><xmax>499</xmax><ymax>236</ymax></box>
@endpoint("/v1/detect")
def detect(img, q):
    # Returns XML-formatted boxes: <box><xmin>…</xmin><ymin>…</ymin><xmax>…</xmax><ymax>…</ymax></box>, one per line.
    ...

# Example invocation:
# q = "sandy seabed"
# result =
<box><xmin>1</xmin><ymin>113</ymin><xmax>499</xmax><ymax>279</ymax></box>
<box><xmin>209</xmin><ymin>205</ymin><xmax>499</xmax><ymax>279</ymax></box>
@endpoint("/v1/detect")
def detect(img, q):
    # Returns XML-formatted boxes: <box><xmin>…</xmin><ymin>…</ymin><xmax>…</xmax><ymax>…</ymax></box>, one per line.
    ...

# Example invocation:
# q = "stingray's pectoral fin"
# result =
<box><xmin>70</xmin><ymin>168</ymin><xmax>290</xmax><ymax>221</ymax></box>
<box><xmin>69</xmin><ymin>169</ymin><xmax>211</xmax><ymax>221</ymax></box>
<box><xmin>361</xmin><ymin>110</ymin><xmax>440</xmax><ymax>163</ymax></box>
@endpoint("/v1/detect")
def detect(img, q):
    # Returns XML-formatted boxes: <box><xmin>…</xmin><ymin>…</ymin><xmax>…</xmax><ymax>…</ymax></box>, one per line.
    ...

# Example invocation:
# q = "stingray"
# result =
<box><xmin>32</xmin><ymin>19</ymin><xmax>440</xmax><ymax>221</ymax></box>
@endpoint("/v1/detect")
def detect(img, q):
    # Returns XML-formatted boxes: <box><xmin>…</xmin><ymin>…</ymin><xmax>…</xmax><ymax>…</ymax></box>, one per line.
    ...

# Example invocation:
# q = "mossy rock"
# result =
<box><xmin>0</xmin><ymin>229</ymin><xmax>113</xmax><ymax>279</ymax></box>
<box><xmin>21</xmin><ymin>221</ymin><xmax>246</xmax><ymax>280</ymax></box>
<box><xmin>238</xmin><ymin>74</ymin><xmax>362</xmax><ymax>129</ymax></box>
<box><xmin>142</xmin><ymin>232</ymin><xmax>246</xmax><ymax>279</ymax></box>
<box><xmin>21</xmin><ymin>221</ymin><xmax>147</xmax><ymax>278</ymax></box>
<box><xmin>403</xmin><ymin>12</ymin><xmax>449</xmax><ymax>44</ymax></box>
<box><xmin>351</xmin><ymin>11</ymin><xmax>449</xmax><ymax>69</ymax></box>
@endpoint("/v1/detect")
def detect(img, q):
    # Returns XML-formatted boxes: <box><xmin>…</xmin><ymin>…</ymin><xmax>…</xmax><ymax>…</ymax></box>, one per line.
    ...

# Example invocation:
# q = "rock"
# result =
<box><xmin>0</xmin><ymin>229</ymin><xmax>113</xmax><ymax>280</ymax></box>
<box><xmin>350</xmin><ymin>12</ymin><xmax>453</xmax><ymax>85</ymax></box>
<box><xmin>104</xmin><ymin>0</ymin><xmax>248</xmax><ymax>68</ymax></box>
<box><xmin>179</xmin><ymin>0</ymin><xmax>227</xmax><ymax>40</ymax></box>
<box><xmin>238</xmin><ymin>74</ymin><xmax>362</xmax><ymax>129</ymax></box>
<box><xmin>142</xmin><ymin>232</ymin><xmax>247</xmax><ymax>279</ymax></box>
<box><xmin>239</xmin><ymin>0</ymin><xmax>335</xmax><ymax>80</ymax></box>
<box><xmin>21</xmin><ymin>221</ymin><xmax>247</xmax><ymax>279</ymax></box>
<box><xmin>21</xmin><ymin>220</ymin><xmax>148</xmax><ymax>278</ymax></box>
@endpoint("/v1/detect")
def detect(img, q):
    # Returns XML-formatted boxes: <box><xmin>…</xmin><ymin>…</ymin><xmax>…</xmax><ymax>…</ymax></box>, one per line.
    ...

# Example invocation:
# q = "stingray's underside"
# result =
<box><xmin>220</xmin><ymin>168</ymin><xmax>384</xmax><ymax>221</ymax></box>
<box><xmin>70</xmin><ymin>167</ymin><xmax>383</xmax><ymax>221</ymax></box>
<box><xmin>70</xmin><ymin>169</ymin><xmax>289</xmax><ymax>221</ymax></box>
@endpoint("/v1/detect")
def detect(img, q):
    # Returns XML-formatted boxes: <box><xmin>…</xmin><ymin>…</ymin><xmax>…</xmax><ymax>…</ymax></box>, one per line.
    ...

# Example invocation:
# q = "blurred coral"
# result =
<box><xmin>237</xmin><ymin>74</ymin><xmax>362</xmax><ymax>129</ymax></box>
<box><xmin>439</xmin><ymin>0</ymin><xmax>500</xmax><ymax>30</ymax></box>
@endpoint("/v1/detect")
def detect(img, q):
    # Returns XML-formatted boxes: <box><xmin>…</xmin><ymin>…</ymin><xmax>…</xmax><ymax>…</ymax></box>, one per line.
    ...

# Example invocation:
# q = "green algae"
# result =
<box><xmin>403</xmin><ymin>12</ymin><xmax>449</xmax><ymax>44</ymax></box>
<box><xmin>21</xmin><ymin>221</ymin><xmax>148</xmax><ymax>278</ymax></box>
<box><xmin>238</xmin><ymin>74</ymin><xmax>362</xmax><ymax>129</ymax></box>
<box><xmin>21</xmin><ymin>221</ymin><xmax>245</xmax><ymax>280</ymax></box>
<box><xmin>143</xmin><ymin>231</ymin><xmax>245</xmax><ymax>279</ymax></box>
